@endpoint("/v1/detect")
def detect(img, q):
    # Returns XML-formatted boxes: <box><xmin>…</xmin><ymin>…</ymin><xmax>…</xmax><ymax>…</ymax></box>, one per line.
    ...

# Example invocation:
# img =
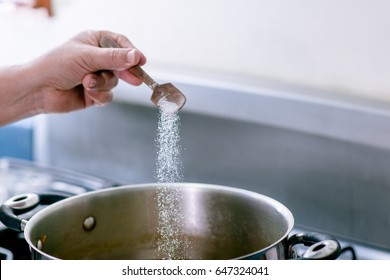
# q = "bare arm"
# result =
<box><xmin>0</xmin><ymin>30</ymin><xmax>146</xmax><ymax>126</ymax></box>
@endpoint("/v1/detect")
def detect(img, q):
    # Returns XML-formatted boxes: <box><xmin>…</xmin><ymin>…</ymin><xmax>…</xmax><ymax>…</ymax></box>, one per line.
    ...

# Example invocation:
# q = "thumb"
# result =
<box><xmin>90</xmin><ymin>47</ymin><xmax>141</xmax><ymax>71</ymax></box>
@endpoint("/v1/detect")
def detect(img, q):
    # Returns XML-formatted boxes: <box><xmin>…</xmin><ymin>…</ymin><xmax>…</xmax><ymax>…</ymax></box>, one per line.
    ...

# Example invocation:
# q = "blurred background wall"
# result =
<box><xmin>0</xmin><ymin>0</ymin><xmax>389</xmax><ymax>102</ymax></box>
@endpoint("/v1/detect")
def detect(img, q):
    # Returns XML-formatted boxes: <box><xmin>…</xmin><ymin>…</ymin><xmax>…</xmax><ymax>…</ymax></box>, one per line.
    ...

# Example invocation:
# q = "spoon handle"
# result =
<box><xmin>99</xmin><ymin>36</ymin><xmax>158</xmax><ymax>90</ymax></box>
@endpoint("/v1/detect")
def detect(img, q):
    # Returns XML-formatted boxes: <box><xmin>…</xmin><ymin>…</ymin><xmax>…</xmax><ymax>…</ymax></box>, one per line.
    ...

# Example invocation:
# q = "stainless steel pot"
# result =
<box><xmin>0</xmin><ymin>183</ymin><xmax>340</xmax><ymax>260</ymax></box>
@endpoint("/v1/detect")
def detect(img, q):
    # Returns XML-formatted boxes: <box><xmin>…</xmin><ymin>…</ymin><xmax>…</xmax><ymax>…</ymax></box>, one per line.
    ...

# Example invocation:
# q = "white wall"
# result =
<box><xmin>1</xmin><ymin>0</ymin><xmax>390</xmax><ymax>101</ymax></box>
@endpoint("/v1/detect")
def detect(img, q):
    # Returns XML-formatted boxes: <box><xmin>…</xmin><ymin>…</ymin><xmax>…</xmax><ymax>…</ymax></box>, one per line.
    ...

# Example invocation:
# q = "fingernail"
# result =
<box><xmin>94</xmin><ymin>101</ymin><xmax>107</xmax><ymax>107</ymax></box>
<box><xmin>89</xmin><ymin>76</ymin><xmax>97</xmax><ymax>88</ymax></box>
<box><xmin>86</xmin><ymin>91</ymin><xmax>106</xmax><ymax>107</ymax></box>
<box><xmin>87</xmin><ymin>88</ymin><xmax>98</xmax><ymax>94</ymax></box>
<box><xmin>127</xmin><ymin>49</ymin><xmax>140</xmax><ymax>64</ymax></box>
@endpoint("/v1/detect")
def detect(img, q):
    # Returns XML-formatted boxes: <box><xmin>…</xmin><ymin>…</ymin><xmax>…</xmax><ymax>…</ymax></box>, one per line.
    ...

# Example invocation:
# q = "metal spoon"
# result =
<box><xmin>99</xmin><ymin>36</ymin><xmax>186</xmax><ymax>111</ymax></box>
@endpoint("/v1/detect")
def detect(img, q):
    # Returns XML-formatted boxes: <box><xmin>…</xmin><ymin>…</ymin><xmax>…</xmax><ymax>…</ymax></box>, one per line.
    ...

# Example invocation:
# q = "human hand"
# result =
<box><xmin>30</xmin><ymin>30</ymin><xmax>147</xmax><ymax>113</ymax></box>
<box><xmin>0</xmin><ymin>30</ymin><xmax>147</xmax><ymax>126</ymax></box>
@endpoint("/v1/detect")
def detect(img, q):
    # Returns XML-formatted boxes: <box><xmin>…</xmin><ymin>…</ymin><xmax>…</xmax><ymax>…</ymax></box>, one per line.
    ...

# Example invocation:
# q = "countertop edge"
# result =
<box><xmin>113</xmin><ymin>70</ymin><xmax>390</xmax><ymax>151</ymax></box>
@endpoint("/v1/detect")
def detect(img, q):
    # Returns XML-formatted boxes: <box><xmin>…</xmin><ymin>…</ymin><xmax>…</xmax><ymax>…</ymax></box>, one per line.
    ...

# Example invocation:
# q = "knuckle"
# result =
<box><xmin>107</xmin><ymin>48</ymin><xmax>123</xmax><ymax>65</ymax></box>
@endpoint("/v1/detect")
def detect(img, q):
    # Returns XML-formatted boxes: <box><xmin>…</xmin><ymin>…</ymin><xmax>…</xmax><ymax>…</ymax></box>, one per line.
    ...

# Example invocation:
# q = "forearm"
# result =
<box><xmin>0</xmin><ymin>30</ymin><xmax>145</xmax><ymax>127</ymax></box>
<box><xmin>0</xmin><ymin>64</ymin><xmax>42</xmax><ymax>126</ymax></box>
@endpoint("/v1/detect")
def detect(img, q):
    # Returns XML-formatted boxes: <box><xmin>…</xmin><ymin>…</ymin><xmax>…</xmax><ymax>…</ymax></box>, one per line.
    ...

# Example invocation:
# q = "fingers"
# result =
<box><xmin>82</xmin><ymin>72</ymin><xmax>116</xmax><ymax>106</ymax></box>
<box><xmin>95</xmin><ymin>31</ymin><xmax>147</xmax><ymax>66</ymax></box>
<box><xmin>115</xmin><ymin>69</ymin><xmax>143</xmax><ymax>86</ymax></box>
<box><xmin>85</xmin><ymin>90</ymin><xmax>113</xmax><ymax>107</ymax></box>
<box><xmin>86</xmin><ymin>48</ymin><xmax>147</xmax><ymax>86</ymax></box>
<box><xmin>88</xmin><ymin>30</ymin><xmax>147</xmax><ymax>70</ymax></box>
<box><xmin>93</xmin><ymin>48</ymin><xmax>144</xmax><ymax>71</ymax></box>
<box><xmin>76</xmin><ymin>30</ymin><xmax>149</xmax><ymax>108</ymax></box>
<box><xmin>96</xmin><ymin>30</ymin><xmax>135</xmax><ymax>49</ymax></box>
<box><xmin>87</xmin><ymin>30</ymin><xmax>147</xmax><ymax>85</ymax></box>
<box><xmin>83</xmin><ymin>71</ymin><xmax>118</xmax><ymax>90</ymax></box>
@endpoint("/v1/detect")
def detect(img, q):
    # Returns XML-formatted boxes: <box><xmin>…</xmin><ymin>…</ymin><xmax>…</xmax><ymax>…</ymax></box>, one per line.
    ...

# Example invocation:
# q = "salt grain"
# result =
<box><xmin>157</xmin><ymin>97</ymin><xmax>179</xmax><ymax>114</ymax></box>
<box><xmin>155</xmin><ymin>100</ymin><xmax>190</xmax><ymax>259</ymax></box>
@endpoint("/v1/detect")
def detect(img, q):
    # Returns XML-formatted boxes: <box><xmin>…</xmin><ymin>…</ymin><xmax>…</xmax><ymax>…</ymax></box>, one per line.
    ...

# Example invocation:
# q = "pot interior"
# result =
<box><xmin>25</xmin><ymin>184</ymin><xmax>293</xmax><ymax>259</ymax></box>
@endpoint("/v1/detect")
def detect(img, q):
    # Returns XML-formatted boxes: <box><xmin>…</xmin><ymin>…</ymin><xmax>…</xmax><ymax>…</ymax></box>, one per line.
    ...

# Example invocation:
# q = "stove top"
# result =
<box><xmin>336</xmin><ymin>238</ymin><xmax>390</xmax><ymax>260</ymax></box>
<box><xmin>0</xmin><ymin>157</ymin><xmax>118</xmax><ymax>200</ymax></box>
<box><xmin>2</xmin><ymin>226</ymin><xmax>389</xmax><ymax>260</ymax></box>
<box><xmin>291</xmin><ymin>228</ymin><xmax>390</xmax><ymax>260</ymax></box>
<box><xmin>0</xmin><ymin>157</ymin><xmax>120</xmax><ymax>260</ymax></box>
<box><xmin>1</xmin><ymin>158</ymin><xmax>389</xmax><ymax>260</ymax></box>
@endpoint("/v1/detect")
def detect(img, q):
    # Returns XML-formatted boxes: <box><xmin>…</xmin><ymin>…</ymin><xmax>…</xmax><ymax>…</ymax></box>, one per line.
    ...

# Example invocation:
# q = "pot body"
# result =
<box><xmin>1</xmin><ymin>183</ymin><xmax>339</xmax><ymax>259</ymax></box>
<box><xmin>24</xmin><ymin>183</ymin><xmax>294</xmax><ymax>260</ymax></box>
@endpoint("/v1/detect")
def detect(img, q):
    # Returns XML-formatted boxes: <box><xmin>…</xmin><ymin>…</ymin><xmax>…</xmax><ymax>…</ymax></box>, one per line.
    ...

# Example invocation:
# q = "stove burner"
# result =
<box><xmin>0</xmin><ymin>246</ymin><xmax>13</xmax><ymax>260</ymax></box>
<box><xmin>0</xmin><ymin>229</ymin><xmax>29</xmax><ymax>260</ymax></box>
<box><xmin>0</xmin><ymin>157</ymin><xmax>120</xmax><ymax>260</ymax></box>
<box><xmin>339</xmin><ymin>246</ymin><xmax>357</xmax><ymax>260</ymax></box>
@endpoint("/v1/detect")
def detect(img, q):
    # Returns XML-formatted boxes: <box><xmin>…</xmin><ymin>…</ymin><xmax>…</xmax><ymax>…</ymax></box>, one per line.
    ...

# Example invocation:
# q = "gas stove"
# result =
<box><xmin>3</xmin><ymin>226</ymin><xmax>389</xmax><ymax>260</ymax></box>
<box><xmin>291</xmin><ymin>228</ymin><xmax>390</xmax><ymax>260</ymax></box>
<box><xmin>1</xmin><ymin>158</ymin><xmax>389</xmax><ymax>260</ymax></box>
<box><xmin>0</xmin><ymin>157</ymin><xmax>120</xmax><ymax>260</ymax></box>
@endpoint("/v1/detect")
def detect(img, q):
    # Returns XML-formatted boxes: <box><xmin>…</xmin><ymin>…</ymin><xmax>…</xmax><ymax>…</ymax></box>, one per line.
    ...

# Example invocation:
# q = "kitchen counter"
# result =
<box><xmin>114</xmin><ymin>68</ymin><xmax>390</xmax><ymax>151</ymax></box>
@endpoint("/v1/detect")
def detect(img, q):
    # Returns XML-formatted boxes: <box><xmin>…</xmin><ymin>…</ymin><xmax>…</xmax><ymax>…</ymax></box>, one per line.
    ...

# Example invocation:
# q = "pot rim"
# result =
<box><xmin>24</xmin><ymin>183</ymin><xmax>295</xmax><ymax>260</ymax></box>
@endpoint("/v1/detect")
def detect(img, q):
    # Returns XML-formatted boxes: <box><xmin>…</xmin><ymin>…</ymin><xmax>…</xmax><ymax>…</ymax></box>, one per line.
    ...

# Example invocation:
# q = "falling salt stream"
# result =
<box><xmin>155</xmin><ymin>99</ymin><xmax>191</xmax><ymax>259</ymax></box>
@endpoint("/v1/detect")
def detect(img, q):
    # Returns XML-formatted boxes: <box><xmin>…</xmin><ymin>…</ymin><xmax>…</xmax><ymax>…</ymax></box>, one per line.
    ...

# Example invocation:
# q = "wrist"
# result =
<box><xmin>0</xmin><ymin>64</ymin><xmax>43</xmax><ymax>126</ymax></box>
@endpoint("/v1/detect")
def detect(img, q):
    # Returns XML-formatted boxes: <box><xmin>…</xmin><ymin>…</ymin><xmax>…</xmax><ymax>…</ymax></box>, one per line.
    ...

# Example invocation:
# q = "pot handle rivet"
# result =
<box><xmin>83</xmin><ymin>216</ymin><xmax>96</xmax><ymax>232</ymax></box>
<box><xmin>37</xmin><ymin>239</ymin><xmax>43</xmax><ymax>250</ymax></box>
